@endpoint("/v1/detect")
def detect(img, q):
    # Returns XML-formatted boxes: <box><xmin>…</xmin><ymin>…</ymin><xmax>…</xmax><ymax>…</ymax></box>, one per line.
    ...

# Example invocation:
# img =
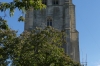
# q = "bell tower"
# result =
<box><xmin>25</xmin><ymin>0</ymin><xmax>80</xmax><ymax>62</ymax></box>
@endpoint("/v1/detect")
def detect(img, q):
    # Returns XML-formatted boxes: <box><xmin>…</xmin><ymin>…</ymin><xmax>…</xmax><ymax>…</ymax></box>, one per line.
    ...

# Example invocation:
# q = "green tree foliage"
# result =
<box><xmin>0</xmin><ymin>29</ymin><xmax>17</xmax><ymax>66</ymax></box>
<box><xmin>0</xmin><ymin>17</ymin><xmax>9</xmax><ymax>30</ymax></box>
<box><xmin>0</xmin><ymin>0</ymin><xmax>46</xmax><ymax>21</ymax></box>
<box><xmin>0</xmin><ymin>0</ymin><xmax>80</xmax><ymax>66</ymax></box>
<box><xmin>0</xmin><ymin>27</ymin><xmax>80</xmax><ymax>66</ymax></box>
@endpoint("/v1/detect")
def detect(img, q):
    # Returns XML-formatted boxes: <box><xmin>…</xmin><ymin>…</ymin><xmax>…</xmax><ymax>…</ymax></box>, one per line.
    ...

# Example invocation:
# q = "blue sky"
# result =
<box><xmin>0</xmin><ymin>0</ymin><xmax>100</xmax><ymax>66</ymax></box>
<box><xmin>74</xmin><ymin>0</ymin><xmax>100</xmax><ymax>66</ymax></box>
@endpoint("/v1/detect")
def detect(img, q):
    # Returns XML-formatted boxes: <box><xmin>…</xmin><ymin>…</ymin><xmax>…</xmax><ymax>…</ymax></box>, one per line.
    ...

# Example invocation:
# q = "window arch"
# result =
<box><xmin>52</xmin><ymin>0</ymin><xmax>59</xmax><ymax>5</ymax></box>
<box><xmin>47</xmin><ymin>17</ymin><xmax>52</xmax><ymax>26</ymax></box>
<box><xmin>42</xmin><ymin>0</ymin><xmax>47</xmax><ymax>5</ymax></box>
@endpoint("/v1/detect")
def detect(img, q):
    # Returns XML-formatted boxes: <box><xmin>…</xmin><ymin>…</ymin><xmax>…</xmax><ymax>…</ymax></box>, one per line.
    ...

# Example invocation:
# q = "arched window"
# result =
<box><xmin>42</xmin><ymin>0</ymin><xmax>47</xmax><ymax>5</ymax></box>
<box><xmin>52</xmin><ymin>0</ymin><xmax>59</xmax><ymax>5</ymax></box>
<box><xmin>47</xmin><ymin>18</ymin><xmax>52</xmax><ymax>26</ymax></box>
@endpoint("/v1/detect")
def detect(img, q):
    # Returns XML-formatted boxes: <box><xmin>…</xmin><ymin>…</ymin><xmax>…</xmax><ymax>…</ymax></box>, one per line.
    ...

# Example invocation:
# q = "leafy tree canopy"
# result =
<box><xmin>0</xmin><ymin>0</ymin><xmax>46</xmax><ymax>21</ymax></box>
<box><xmin>0</xmin><ymin>0</ymin><xmax>80</xmax><ymax>66</ymax></box>
<box><xmin>0</xmin><ymin>17</ymin><xmax>9</xmax><ymax>30</ymax></box>
<box><xmin>0</xmin><ymin>27</ymin><xmax>80</xmax><ymax>66</ymax></box>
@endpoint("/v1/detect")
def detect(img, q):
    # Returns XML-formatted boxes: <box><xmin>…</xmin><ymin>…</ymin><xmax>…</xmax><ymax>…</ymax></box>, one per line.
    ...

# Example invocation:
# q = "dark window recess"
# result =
<box><xmin>50</xmin><ymin>22</ymin><xmax>52</xmax><ymax>26</ymax></box>
<box><xmin>42</xmin><ymin>0</ymin><xmax>47</xmax><ymax>5</ymax></box>
<box><xmin>47</xmin><ymin>19</ymin><xmax>52</xmax><ymax>26</ymax></box>
<box><xmin>47</xmin><ymin>21</ymin><xmax>49</xmax><ymax>26</ymax></box>
<box><xmin>52</xmin><ymin>0</ymin><xmax>59</xmax><ymax>5</ymax></box>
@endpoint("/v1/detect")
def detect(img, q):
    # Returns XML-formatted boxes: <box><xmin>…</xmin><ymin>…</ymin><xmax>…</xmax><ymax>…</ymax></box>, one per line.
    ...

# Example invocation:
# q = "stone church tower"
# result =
<box><xmin>24</xmin><ymin>0</ymin><xmax>80</xmax><ymax>62</ymax></box>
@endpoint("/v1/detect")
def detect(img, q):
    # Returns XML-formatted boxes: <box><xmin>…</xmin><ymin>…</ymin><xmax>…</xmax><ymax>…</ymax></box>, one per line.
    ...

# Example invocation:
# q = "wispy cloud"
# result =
<box><xmin>96</xmin><ymin>61</ymin><xmax>100</xmax><ymax>66</ymax></box>
<box><xmin>95</xmin><ymin>59</ymin><xmax>100</xmax><ymax>66</ymax></box>
<box><xmin>97</xmin><ymin>64</ymin><xmax>100</xmax><ymax>66</ymax></box>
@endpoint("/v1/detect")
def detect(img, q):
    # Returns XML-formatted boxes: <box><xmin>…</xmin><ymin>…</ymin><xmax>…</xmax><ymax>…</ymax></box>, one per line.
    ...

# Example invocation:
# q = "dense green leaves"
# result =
<box><xmin>0</xmin><ymin>29</ymin><xmax>17</xmax><ymax>66</ymax></box>
<box><xmin>0</xmin><ymin>17</ymin><xmax>9</xmax><ymax>30</ymax></box>
<box><xmin>0</xmin><ymin>0</ymin><xmax>46</xmax><ymax>21</ymax></box>
<box><xmin>0</xmin><ymin>27</ymin><xmax>80</xmax><ymax>66</ymax></box>
<box><xmin>0</xmin><ymin>0</ymin><xmax>80</xmax><ymax>65</ymax></box>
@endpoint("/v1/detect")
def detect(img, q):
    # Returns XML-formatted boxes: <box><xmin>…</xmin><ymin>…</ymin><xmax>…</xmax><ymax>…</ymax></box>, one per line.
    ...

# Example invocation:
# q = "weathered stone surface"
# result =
<box><xmin>25</xmin><ymin>0</ymin><xmax>80</xmax><ymax>62</ymax></box>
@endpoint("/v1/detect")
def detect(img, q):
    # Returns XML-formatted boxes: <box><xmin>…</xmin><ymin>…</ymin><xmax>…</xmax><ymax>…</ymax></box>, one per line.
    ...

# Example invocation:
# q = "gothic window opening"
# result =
<box><xmin>47</xmin><ymin>18</ymin><xmax>52</xmax><ymax>26</ymax></box>
<box><xmin>42</xmin><ymin>0</ymin><xmax>47</xmax><ymax>5</ymax></box>
<box><xmin>52</xmin><ymin>0</ymin><xmax>59</xmax><ymax>5</ymax></box>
